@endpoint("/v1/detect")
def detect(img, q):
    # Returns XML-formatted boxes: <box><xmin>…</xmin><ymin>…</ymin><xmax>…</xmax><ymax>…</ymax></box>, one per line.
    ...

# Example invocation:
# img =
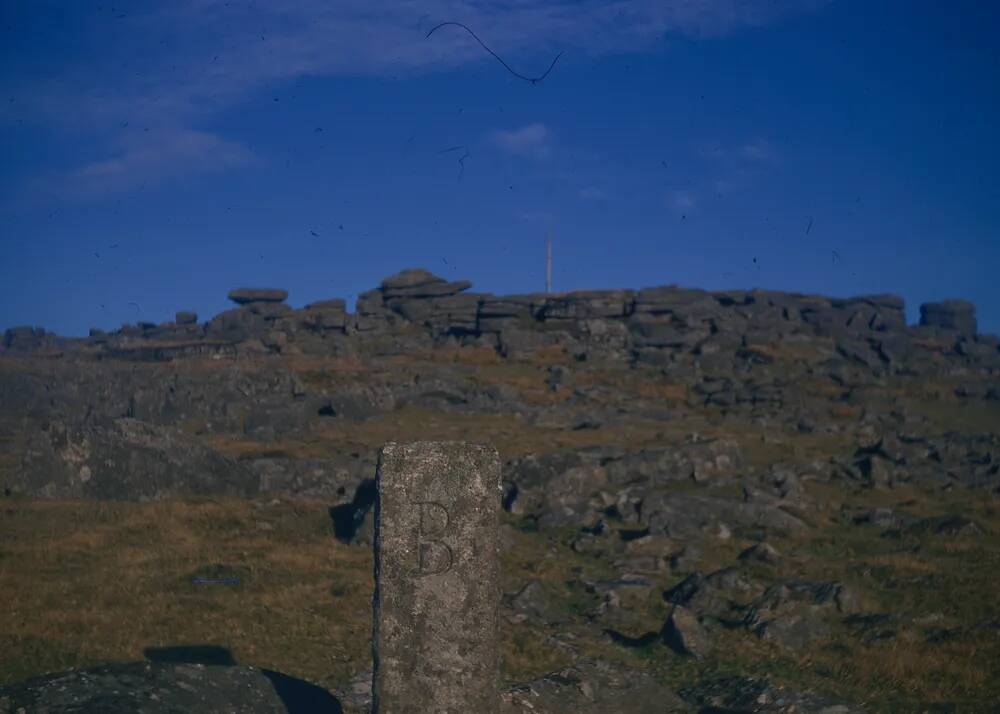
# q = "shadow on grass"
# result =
<box><xmin>329</xmin><ymin>478</ymin><xmax>376</xmax><ymax>543</ymax></box>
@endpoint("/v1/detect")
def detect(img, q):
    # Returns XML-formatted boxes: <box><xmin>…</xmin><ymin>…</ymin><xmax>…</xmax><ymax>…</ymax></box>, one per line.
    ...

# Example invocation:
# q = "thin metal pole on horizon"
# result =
<box><xmin>545</xmin><ymin>235</ymin><xmax>552</xmax><ymax>294</ymax></box>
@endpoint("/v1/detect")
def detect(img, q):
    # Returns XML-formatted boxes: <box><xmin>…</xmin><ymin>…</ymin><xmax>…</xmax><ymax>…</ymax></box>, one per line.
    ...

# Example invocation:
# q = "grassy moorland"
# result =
<box><xmin>1</xmin><ymin>346</ymin><xmax>999</xmax><ymax>711</ymax></box>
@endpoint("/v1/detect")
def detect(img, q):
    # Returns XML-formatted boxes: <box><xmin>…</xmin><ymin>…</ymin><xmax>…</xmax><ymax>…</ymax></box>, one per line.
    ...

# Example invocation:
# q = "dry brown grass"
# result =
<box><xmin>808</xmin><ymin>631</ymin><xmax>998</xmax><ymax>708</ymax></box>
<box><xmin>0</xmin><ymin>497</ymin><xmax>373</xmax><ymax>690</ymax></box>
<box><xmin>828</xmin><ymin>403</ymin><xmax>862</xmax><ymax>420</ymax></box>
<box><xmin>387</xmin><ymin>346</ymin><xmax>502</xmax><ymax>366</ymax></box>
<box><xmin>3</xmin><ymin>482</ymin><xmax>1000</xmax><ymax>709</ymax></box>
<box><xmin>0</xmin><ymin>500</ymin><xmax>620</xmax><ymax>692</ymax></box>
<box><xmin>308</xmin><ymin>405</ymin><xmax>671</xmax><ymax>460</ymax></box>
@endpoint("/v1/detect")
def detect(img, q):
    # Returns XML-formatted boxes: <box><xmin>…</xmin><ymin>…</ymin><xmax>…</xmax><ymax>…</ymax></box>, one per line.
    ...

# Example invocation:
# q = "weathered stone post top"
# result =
<box><xmin>372</xmin><ymin>441</ymin><xmax>502</xmax><ymax>714</ymax></box>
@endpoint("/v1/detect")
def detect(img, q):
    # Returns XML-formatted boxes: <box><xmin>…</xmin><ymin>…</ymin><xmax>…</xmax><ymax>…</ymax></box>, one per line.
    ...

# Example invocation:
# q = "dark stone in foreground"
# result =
<box><xmin>0</xmin><ymin>661</ymin><xmax>342</xmax><ymax>713</ymax></box>
<box><xmin>373</xmin><ymin>441</ymin><xmax>501</xmax><ymax>714</ymax></box>
<box><xmin>228</xmin><ymin>287</ymin><xmax>289</xmax><ymax>305</ymax></box>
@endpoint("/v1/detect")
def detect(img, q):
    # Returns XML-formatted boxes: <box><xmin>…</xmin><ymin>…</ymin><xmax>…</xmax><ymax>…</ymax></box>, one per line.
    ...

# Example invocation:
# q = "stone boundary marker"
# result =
<box><xmin>372</xmin><ymin>441</ymin><xmax>502</xmax><ymax>714</ymax></box>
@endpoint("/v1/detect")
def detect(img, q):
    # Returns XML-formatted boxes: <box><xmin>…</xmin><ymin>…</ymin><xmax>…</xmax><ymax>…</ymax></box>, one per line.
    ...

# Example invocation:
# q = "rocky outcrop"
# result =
<box><xmin>0</xmin><ymin>267</ymin><xmax>997</xmax><ymax>506</ymax></box>
<box><xmin>3</xmin><ymin>269</ymin><xmax>996</xmax><ymax>376</ymax></box>
<box><xmin>2</xmin><ymin>325</ymin><xmax>55</xmax><ymax>353</ymax></box>
<box><xmin>2</xmin><ymin>268</ymin><xmax>993</xmax><ymax>712</ymax></box>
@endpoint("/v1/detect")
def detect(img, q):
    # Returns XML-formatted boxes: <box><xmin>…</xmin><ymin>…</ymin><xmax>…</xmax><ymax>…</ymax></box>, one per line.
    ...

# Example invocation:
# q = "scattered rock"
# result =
<box><xmin>678</xmin><ymin>674</ymin><xmax>864</xmax><ymax>713</ymax></box>
<box><xmin>743</xmin><ymin>580</ymin><xmax>861</xmax><ymax>651</ymax></box>
<box><xmin>501</xmin><ymin>658</ymin><xmax>687</xmax><ymax>713</ymax></box>
<box><xmin>738</xmin><ymin>542</ymin><xmax>782</xmax><ymax>565</ymax></box>
<box><xmin>905</xmin><ymin>515</ymin><xmax>986</xmax><ymax>537</ymax></box>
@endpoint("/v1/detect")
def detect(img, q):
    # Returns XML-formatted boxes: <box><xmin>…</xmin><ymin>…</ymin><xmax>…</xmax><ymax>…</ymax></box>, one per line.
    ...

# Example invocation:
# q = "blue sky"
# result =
<box><xmin>1</xmin><ymin>0</ymin><xmax>998</xmax><ymax>337</ymax></box>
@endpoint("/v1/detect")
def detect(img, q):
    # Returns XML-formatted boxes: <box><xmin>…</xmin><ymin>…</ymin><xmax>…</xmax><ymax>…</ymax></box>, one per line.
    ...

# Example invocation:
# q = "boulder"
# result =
<box><xmin>355</xmin><ymin>289</ymin><xmax>387</xmax><ymax>315</ymax></box>
<box><xmin>175</xmin><ymin>310</ymin><xmax>198</xmax><ymax>325</ymax></box>
<box><xmin>385</xmin><ymin>279</ymin><xmax>472</xmax><ymax>300</ymax></box>
<box><xmin>743</xmin><ymin>580</ymin><xmax>861</xmax><ymax>652</ymax></box>
<box><xmin>920</xmin><ymin>299</ymin><xmax>977</xmax><ymax>335</ymax></box>
<box><xmin>227</xmin><ymin>287</ymin><xmax>289</xmax><ymax>305</ymax></box>
<box><xmin>204</xmin><ymin>307</ymin><xmax>268</xmax><ymax>342</ymax></box>
<box><xmin>738</xmin><ymin>542</ymin><xmax>782</xmax><ymax>564</ymax></box>
<box><xmin>642</xmin><ymin>493</ymin><xmax>807</xmax><ymax>539</ymax></box>
<box><xmin>425</xmin><ymin>293</ymin><xmax>484</xmax><ymax>332</ymax></box>
<box><xmin>479</xmin><ymin>294</ymin><xmax>544</xmax><ymax>319</ymax></box>
<box><xmin>300</xmin><ymin>300</ymin><xmax>348</xmax><ymax>332</ymax></box>
<box><xmin>536</xmin><ymin>290</ymin><xmax>633</xmax><ymax>320</ymax></box>
<box><xmin>379</xmin><ymin>267</ymin><xmax>442</xmax><ymax>290</ymax></box>
<box><xmin>632</xmin><ymin>286</ymin><xmax>714</xmax><ymax>315</ymax></box>
<box><xmin>380</xmin><ymin>268</ymin><xmax>471</xmax><ymax>299</ymax></box>
<box><xmin>662</xmin><ymin>568</ymin><xmax>765</xmax><ymax>626</ymax></box>
<box><xmin>661</xmin><ymin>605</ymin><xmax>712</xmax><ymax>657</ymax></box>
<box><xmin>627</xmin><ymin>314</ymin><xmax>708</xmax><ymax>349</ymax></box>
<box><xmin>246</xmin><ymin>301</ymin><xmax>292</xmax><ymax>318</ymax></box>
<box><xmin>0</xmin><ymin>661</ymin><xmax>340</xmax><ymax>713</ymax></box>
<box><xmin>6</xmin><ymin>417</ymin><xmax>258</xmax><ymax>501</ymax></box>
<box><xmin>387</xmin><ymin>293</ymin><xmax>481</xmax><ymax>330</ymax></box>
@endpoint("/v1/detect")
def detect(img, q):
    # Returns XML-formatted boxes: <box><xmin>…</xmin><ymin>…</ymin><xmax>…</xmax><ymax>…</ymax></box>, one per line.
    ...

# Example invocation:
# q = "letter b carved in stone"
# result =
<box><xmin>412</xmin><ymin>501</ymin><xmax>453</xmax><ymax>577</ymax></box>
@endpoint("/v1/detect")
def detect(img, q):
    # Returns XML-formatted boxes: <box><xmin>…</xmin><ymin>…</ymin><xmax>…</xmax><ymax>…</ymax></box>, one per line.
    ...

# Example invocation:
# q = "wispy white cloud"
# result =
<box><xmin>712</xmin><ymin>178</ymin><xmax>734</xmax><ymax>196</ymax></box>
<box><xmin>699</xmin><ymin>142</ymin><xmax>729</xmax><ymax>160</ymax></box>
<box><xmin>491</xmin><ymin>123</ymin><xmax>552</xmax><ymax>159</ymax></box>
<box><xmin>668</xmin><ymin>189</ymin><xmax>697</xmax><ymax>212</ymax></box>
<box><xmin>517</xmin><ymin>209</ymin><xmax>557</xmax><ymax>223</ymax></box>
<box><xmin>739</xmin><ymin>138</ymin><xmax>778</xmax><ymax>163</ymax></box>
<box><xmin>2</xmin><ymin>0</ymin><xmax>826</xmax><ymax>198</ymax></box>
<box><xmin>579</xmin><ymin>186</ymin><xmax>608</xmax><ymax>200</ymax></box>
<box><xmin>7</xmin><ymin>1</ymin><xmax>831</xmax><ymax>130</ymax></box>
<box><xmin>30</xmin><ymin>129</ymin><xmax>258</xmax><ymax>202</ymax></box>
<box><xmin>693</xmin><ymin>137</ymin><xmax>779</xmax><ymax>201</ymax></box>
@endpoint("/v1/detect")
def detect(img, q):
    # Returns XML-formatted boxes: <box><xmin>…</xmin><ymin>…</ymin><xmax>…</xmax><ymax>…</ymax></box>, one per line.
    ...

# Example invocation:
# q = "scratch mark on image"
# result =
<box><xmin>438</xmin><ymin>145</ymin><xmax>470</xmax><ymax>180</ymax></box>
<box><xmin>426</xmin><ymin>21</ymin><xmax>561</xmax><ymax>84</ymax></box>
